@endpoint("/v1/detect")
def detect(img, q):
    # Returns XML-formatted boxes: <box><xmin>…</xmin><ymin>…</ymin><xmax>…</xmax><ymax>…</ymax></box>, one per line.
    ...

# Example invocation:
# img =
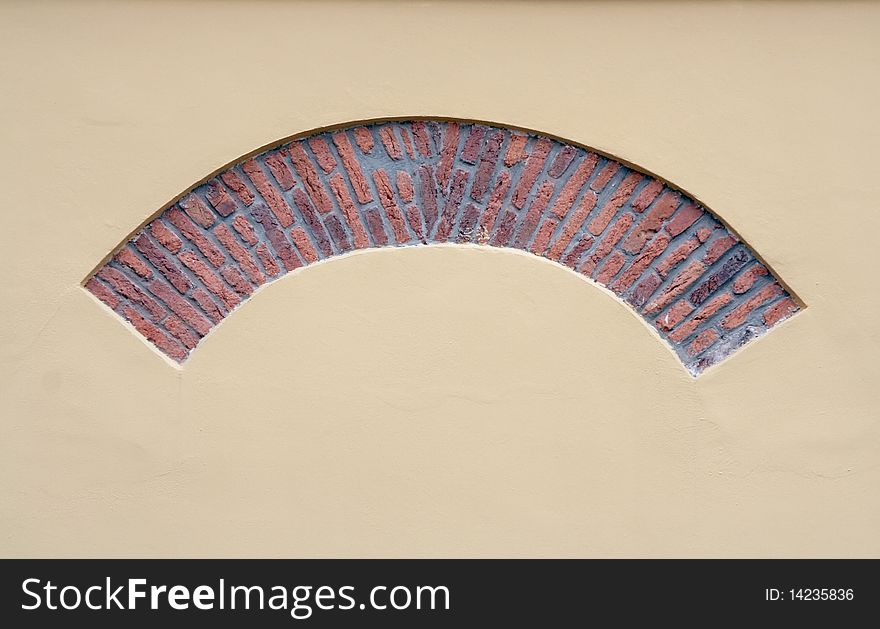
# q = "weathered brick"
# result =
<box><xmin>85</xmin><ymin>277</ymin><xmax>120</xmax><ymax>309</ymax></box>
<box><xmin>595</xmin><ymin>250</ymin><xmax>626</xmax><ymax>284</ymax></box>
<box><xmin>332</xmin><ymin>132</ymin><xmax>372</xmax><ymax>204</ymax></box>
<box><xmin>378</xmin><ymin>126</ymin><xmax>403</xmax><ymax>160</ymax></box>
<box><xmin>512</xmin><ymin>138</ymin><xmax>553</xmax><ymax>209</ymax></box>
<box><xmin>434</xmin><ymin>169</ymin><xmax>468</xmax><ymax>242</ymax></box>
<box><xmin>324</xmin><ymin>215</ymin><xmax>352</xmax><ymax>253</ymax></box>
<box><xmin>231</xmin><ymin>215</ymin><xmax>259</xmax><ymax>246</ymax></box>
<box><xmin>220</xmin><ymin>170</ymin><xmax>254</xmax><ymax>206</ymax></box>
<box><xmin>491</xmin><ymin>210</ymin><xmax>518</xmax><ymax>247</ymax></box>
<box><xmin>631</xmin><ymin>179</ymin><xmax>663</xmax><ymax>212</ymax></box>
<box><xmin>405</xmin><ymin>205</ymin><xmax>425</xmax><ymax>242</ymax></box>
<box><xmin>220</xmin><ymin>266</ymin><xmax>252</xmax><ymax>296</ymax></box>
<box><xmin>456</xmin><ymin>203</ymin><xmax>480</xmax><ymax>243</ymax></box>
<box><xmin>121</xmin><ymin>305</ymin><xmax>187</xmax><ymax>361</ymax></box>
<box><xmin>703</xmin><ymin>235</ymin><xmax>737</xmax><ymax>265</ymax></box>
<box><xmin>255</xmin><ymin>243</ymin><xmax>281</xmax><ymax>277</ymax></box>
<box><xmin>399</xmin><ymin>126</ymin><xmax>415</xmax><ymax>159</ymax></box>
<box><xmin>656</xmin><ymin>299</ymin><xmax>694</xmax><ymax>332</ymax></box>
<box><xmin>290</xmin><ymin>226</ymin><xmax>319</xmax><ymax>263</ymax></box>
<box><xmin>504</xmin><ymin>133</ymin><xmax>528</xmax><ymax>167</ymax></box>
<box><xmin>373</xmin><ymin>170</ymin><xmax>410</xmax><ymax>244</ymax></box>
<box><xmin>148</xmin><ymin>280</ymin><xmax>212</xmax><ymax>336</ymax></box>
<box><xmin>241</xmin><ymin>158</ymin><xmax>295</xmax><ymax>227</ymax></box>
<box><xmin>461</xmin><ymin>126</ymin><xmax>485</xmax><ymax>164</ymax></box>
<box><xmin>587</xmin><ymin>171</ymin><xmax>642</xmax><ymax>235</ymax></box>
<box><xmin>562</xmin><ymin>234</ymin><xmax>594</xmax><ymax>270</ymax></box>
<box><xmin>205</xmin><ymin>180</ymin><xmax>237</xmax><ymax>216</ymax></box>
<box><xmin>150</xmin><ymin>220</ymin><xmax>183</xmax><ymax>253</ymax></box>
<box><xmin>721</xmin><ymin>283</ymin><xmax>783</xmax><ymax>330</ymax></box>
<box><xmin>328</xmin><ymin>174</ymin><xmax>370</xmax><ymax>249</ymax></box>
<box><xmin>179</xmin><ymin>193</ymin><xmax>216</xmax><ymax>229</ymax></box>
<box><xmin>643</xmin><ymin>260</ymin><xmax>706</xmax><ymax>314</ymax></box>
<box><xmin>655</xmin><ymin>236</ymin><xmax>701</xmax><ymax>279</ymax></box>
<box><xmin>163</xmin><ymin>314</ymin><xmax>199</xmax><ymax>350</ymax></box>
<box><xmin>665</xmin><ymin>203</ymin><xmax>703</xmax><ymax>237</ymax></box>
<box><xmin>289</xmin><ymin>143</ymin><xmax>333</xmax><ymax>213</ymax></box>
<box><xmin>621</xmin><ymin>191</ymin><xmax>680</xmax><ymax>253</ymax></box>
<box><xmin>411</xmin><ymin>121</ymin><xmax>431</xmax><ymax>157</ymax></box>
<box><xmin>611</xmin><ymin>232</ymin><xmax>671</xmax><ymax>293</ymax></box>
<box><xmin>292</xmin><ymin>188</ymin><xmax>333</xmax><ymax>257</ymax></box>
<box><xmin>580</xmin><ymin>213</ymin><xmax>634</xmax><ymax>275</ymax></box>
<box><xmin>471</xmin><ymin>130</ymin><xmax>504</xmax><ymax>201</ymax></box>
<box><xmin>133</xmin><ymin>233</ymin><xmax>191</xmax><ymax>293</ymax></box>
<box><xmin>689</xmin><ymin>249</ymin><xmax>750</xmax><ymax>306</ymax></box>
<box><xmin>514</xmin><ymin>181</ymin><xmax>555</xmax><ymax>249</ymax></box>
<box><xmin>530</xmin><ymin>217</ymin><xmax>558</xmax><ymax>256</ymax></box>
<box><xmin>364</xmin><ymin>207</ymin><xmax>389</xmax><ymax>246</ymax></box>
<box><xmin>437</xmin><ymin>121</ymin><xmax>460</xmax><ymax>192</ymax></box>
<box><xmin>178</xmin><ymin>250</ymin><xmax>240</xmax><ymax>310</ymax></box>
<box><xmin>763</xmin><ymin>297</ymin><xmax>798</xmax><ymax>326</ymax></box>
<box><xmin>418</xmin><ymin>165</ymin><xmax>439</xmax><ymax>230</ymax></box>
<box><xmin>264</xmin><ymin>151</ymin><xmax>297</xmax><ymax>190</ymax></box>
<box><xmin>308</xmin><ymin>136</ymin><xmax>337</xmax><ymax>173</ymax></box>
<box><xmin>165</xmin><ymin>208</ymin><xmax>225</xmax><ymax>267</ymax></box>
<box><xmin>628</xmin><ymin>272</ymin><xmax>661</xmax><ymax>309</ymax></box>
<box><xmin>547</xmin><ymin>191</ymin><xmax>597</xmax><ymax>260</ymax></box>
<box><xmin>688</xmin><ymin>329</ymin><xmax>718</xmax><ymax>357</ymax></box>
<box><xmin>213</xmin><ymin>223</ymin><xmax>265</xmax><ymax>285</ymax></box>
<box><xmin>115</xmin><ymin>246</ymin><xmax>152</xmax><ymax>279</ymax></box>
<box><xmin>548</xmin><ymin>146</ymin><xmax>577</xmax><ymax>178</ymax></box>
<box><xmin>478</xmin><ymin>171</ymin><xmax>511</xmax><ymax>238</ymax></box>
<box><xmin>396</xmin><ymin>170</ymin><xmax>414</xmax><ymax>203</ymax></box>
<box><xmin>668</xmin><ymin>292</ymin><xmax>732</xmax><ymax>343</ymax></box>
<box><xmin>251</xmin><ymin>203</ymin><xmax>301</xmax><ymax>271</ymax></box>
<box><xmin>353</xmin><ymin>127</ymin><xmax>374</xmax><ymax>154</ymax></box>
<box><xmin>549</xmin><ymin>154</ymin><xmax>598</xmax><ymax>219</ymax></box>
<box><xmin>590</xmin><ymin>161</ymin><xmax>620</xmax><ymax>193</ymax></box>
<box><xmin>733</xmin><ymin>263</ymin><xmax>768</xmax><ymax>294</ymax></box>
<box><xmin>191</xmin><ymin>287</ymin><xmax>226</xmax><ymax>324</ymax></box>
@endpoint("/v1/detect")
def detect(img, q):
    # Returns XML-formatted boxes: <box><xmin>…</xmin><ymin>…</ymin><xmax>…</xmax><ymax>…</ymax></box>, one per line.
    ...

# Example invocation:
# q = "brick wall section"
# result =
<box><xmin>85</xmin><ymin>120</ymin><xmax>799</xmax><ymax>374</ymax></box>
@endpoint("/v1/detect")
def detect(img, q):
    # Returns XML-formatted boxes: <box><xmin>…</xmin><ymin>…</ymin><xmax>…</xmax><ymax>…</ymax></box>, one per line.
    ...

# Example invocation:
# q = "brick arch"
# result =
<box><xmin>84</xmin><ymin>119</ymin><xmax>801</xmax><ymax>374</ymax></box>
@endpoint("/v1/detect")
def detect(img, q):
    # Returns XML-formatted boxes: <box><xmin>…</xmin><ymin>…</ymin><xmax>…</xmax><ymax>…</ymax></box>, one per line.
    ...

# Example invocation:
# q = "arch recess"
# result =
<box><xmin>84</xmin><ymin>119</ymin><xmax>801</xmax><ymax>374</ymax></box>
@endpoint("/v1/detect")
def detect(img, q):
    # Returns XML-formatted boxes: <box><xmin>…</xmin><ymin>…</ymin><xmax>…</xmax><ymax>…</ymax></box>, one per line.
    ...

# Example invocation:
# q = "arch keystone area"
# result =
<box><xmin>84</xmin><ymin>119</ymin><xmax>801</xmax><ymax>374</ymax></box>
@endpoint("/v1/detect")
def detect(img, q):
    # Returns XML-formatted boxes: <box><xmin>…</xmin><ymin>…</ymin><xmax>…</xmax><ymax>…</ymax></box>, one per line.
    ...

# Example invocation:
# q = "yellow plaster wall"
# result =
<box><xmin>0</xmin><ymin>0</ymin><xmax>878</xmax><ymax>557</ymax></box>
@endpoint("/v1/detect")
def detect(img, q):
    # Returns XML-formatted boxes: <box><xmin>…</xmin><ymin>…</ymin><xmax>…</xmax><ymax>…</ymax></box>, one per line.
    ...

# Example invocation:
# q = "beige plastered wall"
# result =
<box><xmin>1</xmin><ymin>0</ymin><xmax>878</xmax><ymax>557</ymax></box>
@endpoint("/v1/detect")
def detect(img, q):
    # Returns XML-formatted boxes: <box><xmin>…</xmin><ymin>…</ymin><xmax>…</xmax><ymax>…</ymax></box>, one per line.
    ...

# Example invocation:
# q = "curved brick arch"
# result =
<box><xmin>84</xmin><ymin>119</ymin><xmax>801</xmax><ymax>374</ymax></box>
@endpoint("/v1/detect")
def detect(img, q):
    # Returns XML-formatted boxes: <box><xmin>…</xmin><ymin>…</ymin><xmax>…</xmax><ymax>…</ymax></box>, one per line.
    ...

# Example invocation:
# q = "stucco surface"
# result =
<box><xmin>0</xmin><ymin>0</ymin><xmax>878</xmax><ymax>557</ymax></box>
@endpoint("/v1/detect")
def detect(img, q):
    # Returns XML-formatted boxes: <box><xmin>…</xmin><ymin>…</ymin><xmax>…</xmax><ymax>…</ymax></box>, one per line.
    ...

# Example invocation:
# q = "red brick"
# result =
<box><xmin>241</xmin><ymin>158</ymin><xmax>295</xmax><ymax>227</ymax></box>
<box><xmin>373</xmin><ymin>169</ymin><xmax>411</xmax><ymax>244</ymax></box>
<box><xmin>548</xmin><ymin>146</ymin><xmax>577</xmax><ymax>178</ymax></box>
<box><xmin>231</xmin><ymin>215</ymin><xmax>258</xmax><ymax>246</ymax></box>
<box><xmin>150</xmin><ymin>220</ymin><xmax>182</xmax><ymax>253</ymax></box>
<box><xmin>332</xmin><ymin>132</ymin><xmax>372</xmax><ymax>204</ymax></box>
<box><xmin>85</xmin><ymin>277</ymin><xmax>120</xmax><ymax>309</ymax></box>
<box><xmin>288</xmin><ymin>143</ymin><xmax>333</xmax><ymax>214</ymax></box>
<box><xmin>191</xmin><ymin>288</ymin><xmax>226</xmax><ymax>324</ymax></box>
<box><xmin>562</xmin><ymin>234</ymin><xmax>594</xmax><ymax>269</ymax></box>
<box><xmin>514</xmin><ymin>181</ymin><xmax>555</xmax><ymax>249</ymax></box>
<box><xmin>530</xmin><ymin>217</ymin><xmax>558</xmax><ymax>255</ymax></box>
<box><xmin>763</xmin><ymin>297</ymin><xmax>798</xmax><ymax>326</ymax></box>
<box><xmin>665</xmin><ymin>203</ymin><xmax>703</xmax><ymax>237</ymax></box>
<box><xmin>364</xmin><ymin>207</ymin><xmax>389</xmax><ymax>246</ymax></box>
<box><xmin>405</xmin><ymin>205</ymin><xmax>425</xmax><ymax>242</ymax></box>
<box><xmin>264</xmin><ymin>151</ymin><xmax>297</xmax><ymax>190</ymax></box>
<box><xmin>399</xmin><ymin>126</ymin><xmax>415</xmax><ymax>159</ymax></box>
<box><xmin>512</xmin><ymin>137</ymin><xmax>553</xmax><ymax>209</ymax></box>
<box><xmin>251</xmin><ymin>203</ymin><xmax>301</xmax><ymax>271</ymax></box>
<box><xmin>378</xmin><ymin>126</ymin><xmax>403</xmax><ymax>160</ymax></box>
<box><xmin>165</xmin><ymin>208</ymin><xmax>226</xmax><ymax>267</ymax></box>
<box><xmin>643</xmin><ymin>260</ymin><xmax>706</xmax><ymax>314</ymax></box>
<box><xmin>547</xmin><ymin>191</ymin><xmax>597</xmax><ymax>260</ymax></box>
<box><xmin>688</xmin><ymin>329</ymin><xmax>718</xmax><ymax>357</ymax></box>
<box><xmin>115</xmin><ymin>246</ymin><xmax>152</xmax><ymax>279</ymax></box>
<box><xmin>590</xmin><ymin>161</ymin><xmax>620</xmax><ymax>192</ymax></box>
<box><xmin>213</xmin><ymin>223</ymin><xmax>266</xmax><ymax>285</ymax></box>
<box><xmin>396</xmin><ymin>170</ymin><xmax>414</xmax><ymax>203</ymax></box>
<box><xmin>504</xmin><ymin>134</ymin><xmax>528</xmax><ymax>167</ymax></box>
<box><xmin>621</xmin><ymin>191</ymin><xmax>681</xmax><ymax>253</ymax></box>
<box><xmin>435</xmin><ymin>169</ymin><xmax>468</xmax><ymax>242</ymax></box>
<box><xmin>164</xmin><ymin>314</ymin><xmax>199</xmax><ymax>350</ymax></box>
<box><xmin>456</xmin><ymin>203</ymin><xmax>481</xmax><ymax>243</ymax></box>
<box><xmin>595</xmin><ymin>250</ymin><xmax>626</xmax><ymax>284</ymax></box>
<box><xmin>292</xmin><ymin>189</ymin><xmax>333</xmax><ymax>257</ymax></box>
<box><xmin>733</xmin><ymin>264</ymin><xmax>768</xmax><ymax>293</ymax></box>
<box><xmin>148</xmin><ymin>280</ymin><xmax>212</xmax><ymax>336</ymax></box>
<box><xmin>478</xmin><ymin>171</ymin><xmax>511</xmax><ymax>239</ymax></box>
<box><xmin>353</xmin><ymin>127</ymin><xmax>374</xmax><ymax>154</ymax></box>
<box><xmin>689</xmin><ymin>249</ymin><xmax>750</xmax><ymax>306</ymax></box>
<box><xmin>220</xmin><ymin>170</ymin><xmax>254</xmax><ymax>206</ymax></box>
<box><xmin>611</xmin><ymin>232</ymin><xmax>671</xmax><ymax>293</ymax></box>
<box><xmin>328</xmin><ymin>173</ymin><xmax>370</xmax><ymax>249</ymax></box>
<box><xmin>205</xmin><ymin>180</ymin><xmax>237</xmax><ymax>216</ymax></box>
<box><xmin>668</xmin><ymin>292</ymin><xmax>732</xmax><ymax>343</ymax></box>
<box><xmin>656</xmin><ymin>236</ymin><xmax>701</xmax><ymax>279</ymax></box>
<box><xmin>308</xmin><ymin>136</ymin><xmax>337</xmax><ymax>173</ymax></box>
<box><xmin>290</xmin><ymin>226</ymin><xmax>319</xmax><ymax>263</ymax></box>
<box><xmin>411</xmin><ymin>121</ymin><xmax>431</xmax><ymax>157</ymax></box>
<box><xmin>697</xmin><ymin>227</ymin><xmax>714</xmax><ymax>242</ymax></box>
<box><xmin>631</xmin><ymin>179</ymin><xmax>664</xmax><ymax>212</ymax></box>
<box><xmin>721</xmin><ymin>283</ymin><xmax>783</xmax><ymax>330</ymax></box>
<box><xmin>179</xmin><ymin>193</ymin><xmax>216</xmax><ymax>229</ymax></box>
<box><xmin>580</xmin><ymin>213</ymin><xmax>634</xmax><ymax>275</ymax></box>
<box><xmin>587</xmin><ymin>171</ymin><xmax>642</xmax><ymax>235</ymax></box>
<box><xmin>629</xmin><ymin>272</ymin><xmax>661</xmax><ymax>309</ymax></box>
<box><xmin>549</xmin><ymin>154</ymin><xmax>599</xmax><ymax>219</ymax></box>
<box><xmin>178</xmin><ymin>250</ymin><xmax>240</xmax><ymax>310</ymax></box>
<box><xmin>491</xmin><ymin>210</ymin><xmax>518</xmax><ymax>247</ymax></box>
<box><xmin>220</xmin><ymin>266</ymin><xmax>252</xmax><ymax>296</ymax></box>
<box><xmin>255</xmin><ymin>243</ymin><xmax>281</xmax><ymax>277</ymax></box>
<box><xmin>471</xmin><ymin>130</ymin><xmax>504</xmax><ymax>201</ymax></box>
<box><xmin>656</xmin><ymin>299</ymin><xmax>694</xmax><ymax>332</ymax></box>
<box><xmin>133</xmin><ymin>233</ymin><xmax>191</xmax><ymax>293</ymax></box>
<box><xmin>437</xmin><ymin>122</ymin><xmax>460</xmax><ymax>192</ymax></box>
<box><xmin>418</xmin><ymin>165</ymin><xmax>439</xmax><ymax>230</ymax></box>
<box><xmin>461</xmin><ymin>126</ymin><xmax>485</xmax><ymax>164</ymax></box>
<box><xmin>121</xmin><ymin>305</ymin><xmax>187</xmax><ymax>361</ymax></box>
<box><xmin>325</xmin><ymin>213</ymin><xmax>352</xmax><ymax>252</ymax></box>
<box><xmin>703</xmin><ymin>235</ymin><xmax>737</xmax><ymax>265</ymax></box>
